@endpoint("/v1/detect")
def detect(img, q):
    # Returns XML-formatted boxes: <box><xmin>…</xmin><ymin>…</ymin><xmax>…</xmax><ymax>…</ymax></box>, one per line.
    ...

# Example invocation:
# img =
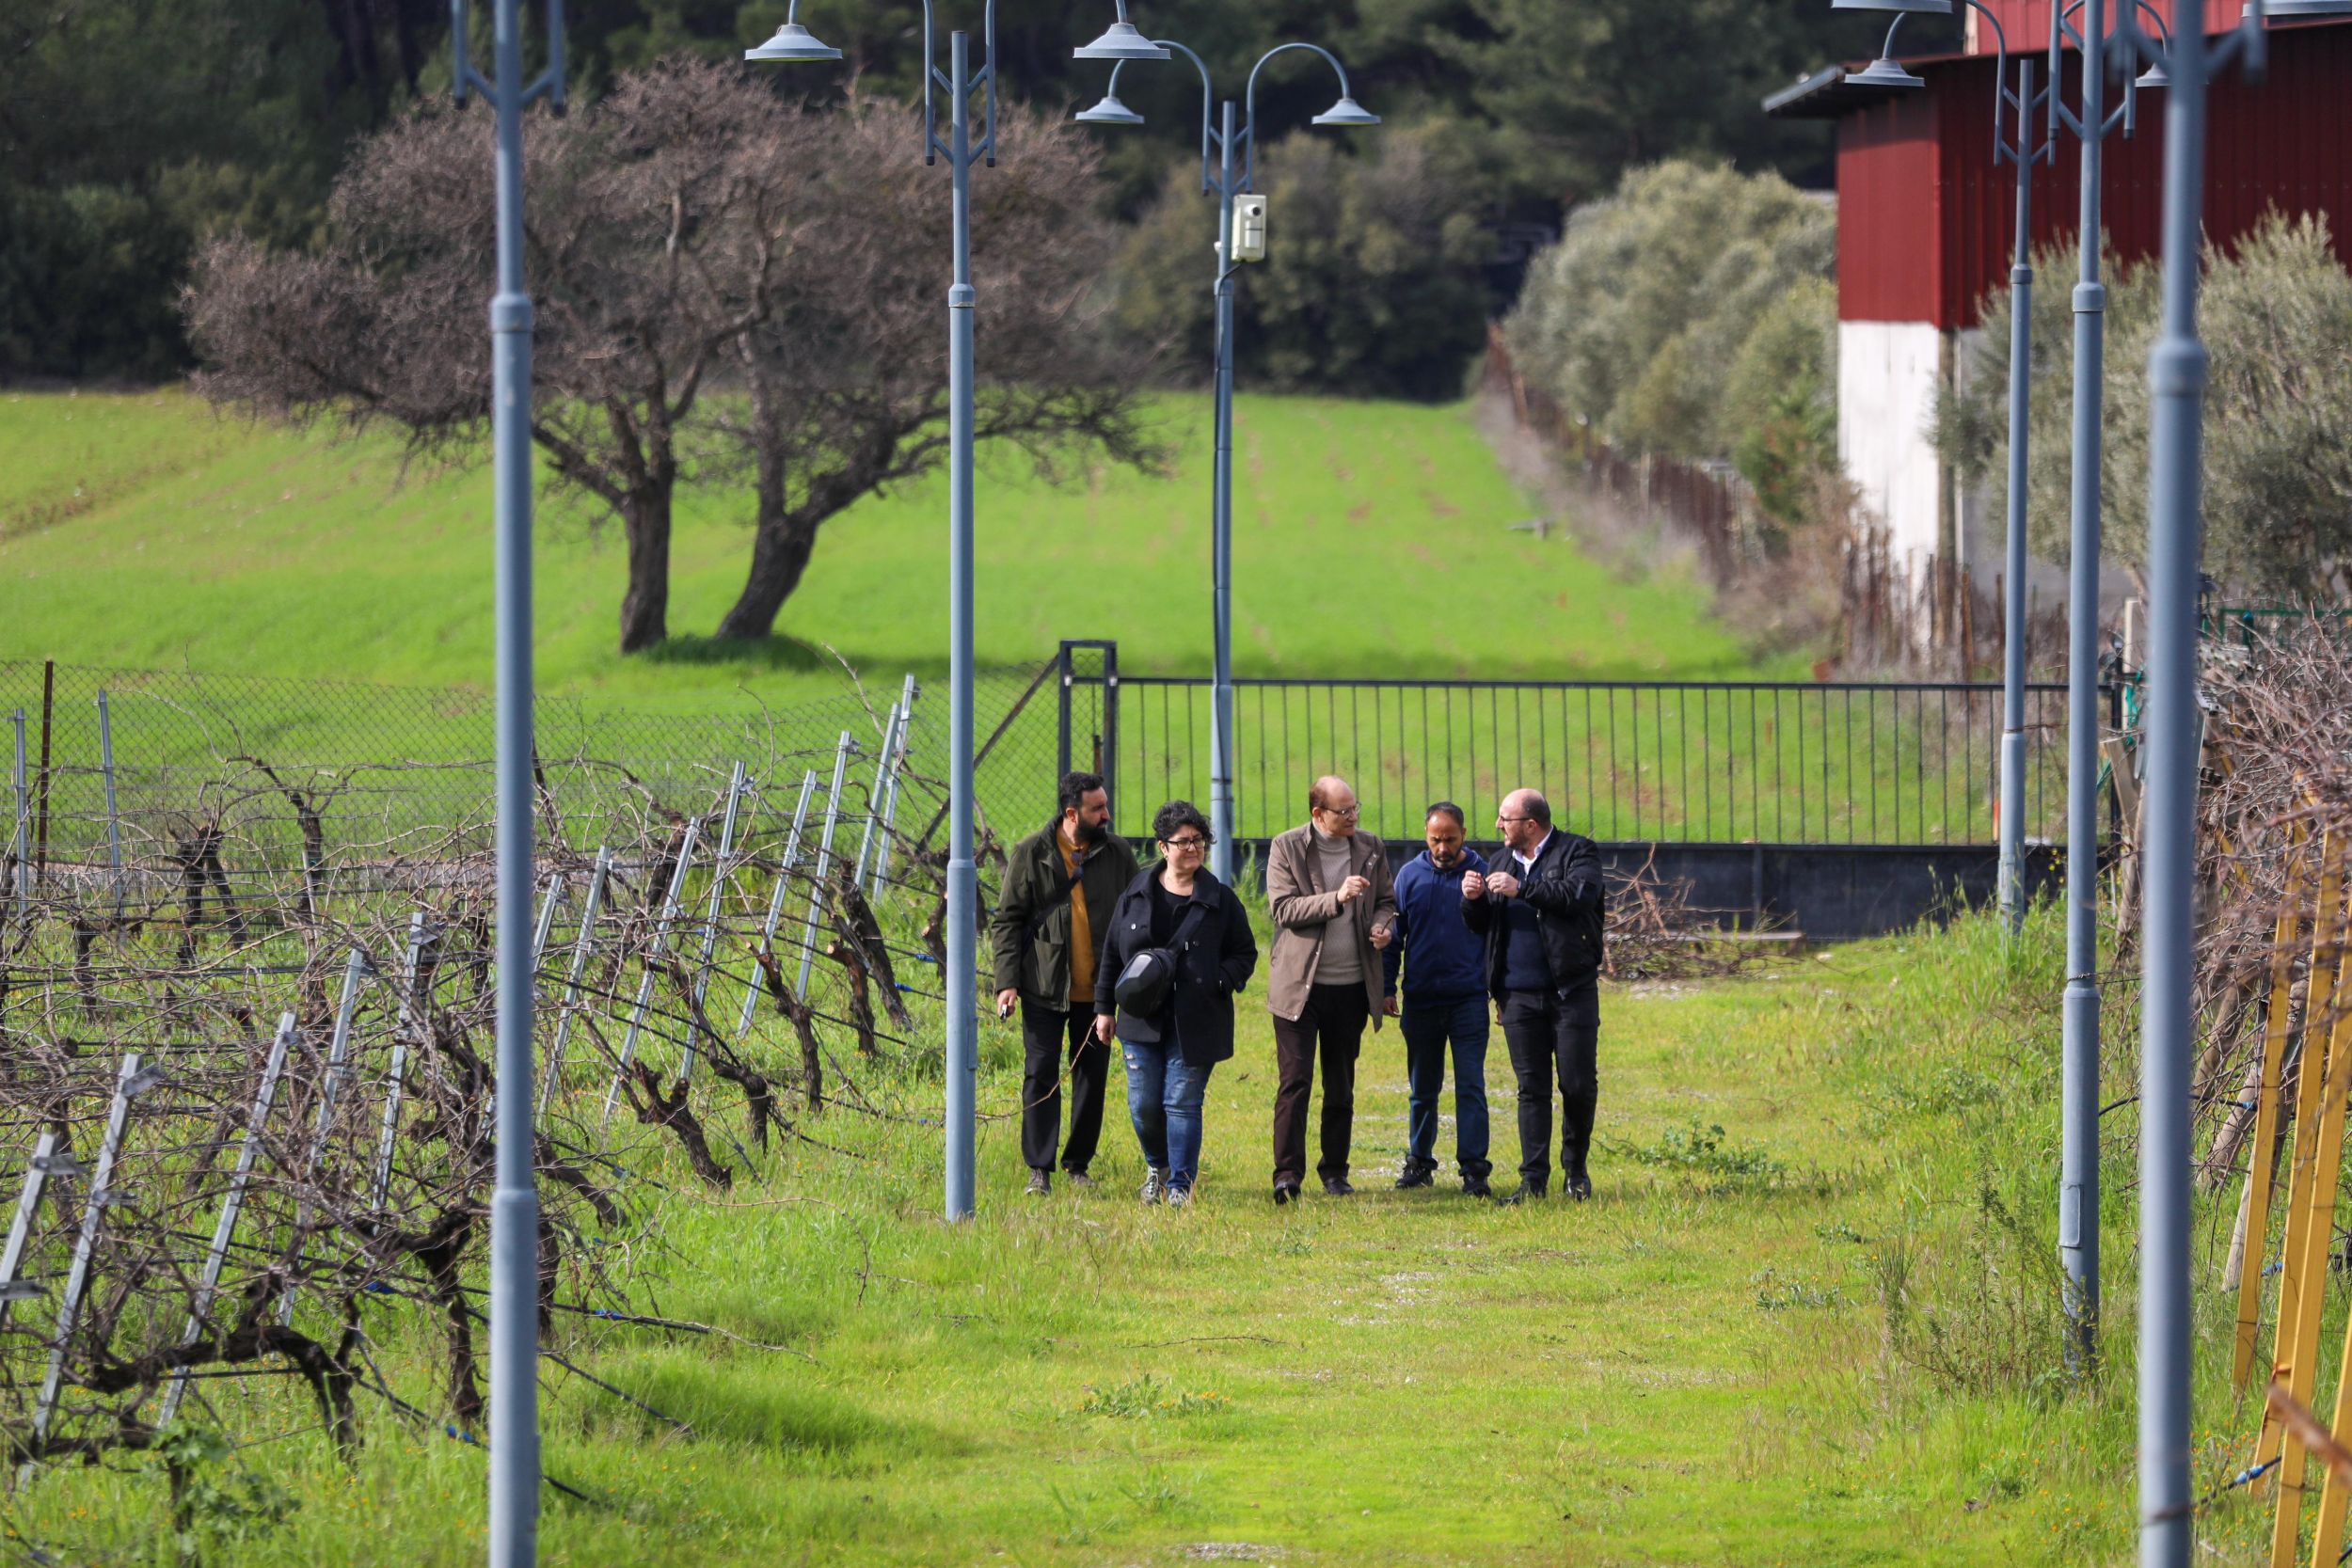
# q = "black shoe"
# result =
<box><xmin>1460</xmin><ymin>1176</ymin><xmax>1492</xmax><ymax>1198</ymax></box>
<box><xmin>1025</xmin><ymin>1169</ymin><xmax>1051</xmax><ymax>1196</ymax></box>
<box><xmin>1322</xmin><ymin>1176</ymin><xmax>1356</xmax><ymax>1196</ymax></box>
<box><xmin>1394</xmin><ymin>1164</ymin><xmax>1435</xmax><ymax>1191</ymax></box>
<box><xmin>1272</xmin><ymin>1181</ymin><xmax>1301</xmax><ymax>1207</ymax></box>
<box><xmin>1566</xmin><ymin>1173</ymin><xmax>1593</xmax><ymax>1202</ymax></box>
<box><xmin>1495</xmin><ymin>1183</ymin><xmax>1547</xmax><ymax>1206</ymax></box>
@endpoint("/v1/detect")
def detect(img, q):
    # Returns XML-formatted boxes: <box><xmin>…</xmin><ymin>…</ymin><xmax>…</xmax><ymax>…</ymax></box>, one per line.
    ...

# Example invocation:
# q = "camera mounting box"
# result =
<box><xmin>1232</xmin><ymin>195</ymin><xmax>1268</xmax><ymax>263</ymax></box>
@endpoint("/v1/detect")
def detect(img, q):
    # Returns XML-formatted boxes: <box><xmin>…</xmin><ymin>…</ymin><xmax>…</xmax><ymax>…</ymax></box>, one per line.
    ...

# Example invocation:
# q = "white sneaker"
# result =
<box><xmin>1165</xmin><ymin>1185</ymin><xmax>1193</xmax><ymax>1210</ymax></box>
<box><xmin>1139</xmin><ymin>1167</ymin><xmax>1168</xmax><ymax>1205</ymax></box>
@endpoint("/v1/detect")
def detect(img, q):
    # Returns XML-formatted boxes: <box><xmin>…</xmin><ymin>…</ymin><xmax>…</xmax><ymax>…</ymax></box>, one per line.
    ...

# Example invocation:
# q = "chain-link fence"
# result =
<box><xmin>2</xmin><ymin>659</ymin><xmax>1065</xmax><ymax>879</ymax></box>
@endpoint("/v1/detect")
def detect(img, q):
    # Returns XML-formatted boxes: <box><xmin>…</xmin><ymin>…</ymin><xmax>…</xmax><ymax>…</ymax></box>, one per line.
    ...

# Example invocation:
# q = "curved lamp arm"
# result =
<box><xmin>1242</xmin><ymin>40</ymin><xmax>1359</xmax><ymax>190</ymax></box>
<box><xmin>1105</xmin><ymin>40</ymin><xmax>1217</xmax><ymax>193</ymax></box>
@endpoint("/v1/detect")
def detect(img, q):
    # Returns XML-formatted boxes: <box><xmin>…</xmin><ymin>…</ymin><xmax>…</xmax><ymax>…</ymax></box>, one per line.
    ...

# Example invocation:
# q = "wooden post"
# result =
<box><xmin>2234</xmin><ymin>837</ymin><xmax>2312</xmax><ymax>1390</ymax></box>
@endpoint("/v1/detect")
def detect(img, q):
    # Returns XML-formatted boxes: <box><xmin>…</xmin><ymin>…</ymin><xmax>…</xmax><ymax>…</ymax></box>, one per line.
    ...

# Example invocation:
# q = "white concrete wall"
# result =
<box><xmin>1837</xmin><ymin>319</ymin><xmax>1948</xmax><ymax>567</ymax></box>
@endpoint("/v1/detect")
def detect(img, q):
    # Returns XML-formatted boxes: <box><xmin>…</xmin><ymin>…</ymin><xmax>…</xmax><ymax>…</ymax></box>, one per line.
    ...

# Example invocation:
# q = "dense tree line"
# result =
<box><xmin>6</xmin><ymin>0</ymin><xmax>1946</xmax><ymax>385</ymax></box>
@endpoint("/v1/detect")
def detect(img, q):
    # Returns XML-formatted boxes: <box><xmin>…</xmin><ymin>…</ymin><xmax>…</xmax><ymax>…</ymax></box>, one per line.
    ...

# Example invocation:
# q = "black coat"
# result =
<box><xmin>1093</xmin><ymin>867</ymin><xmax>1260</xmax><ymax>1068</ymax></box>
<box><xmin>1463</xmin><ymin>830</ymin><xmax>1606</xmax><ymax>996</ymax></box>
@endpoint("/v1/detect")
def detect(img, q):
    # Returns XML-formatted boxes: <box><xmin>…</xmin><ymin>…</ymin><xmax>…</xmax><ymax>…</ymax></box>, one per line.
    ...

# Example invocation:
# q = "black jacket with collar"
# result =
<box><xmin>988</xmin><ymin>818</ymin><xmax>1142</xmax><ymax>1011</ymax></box>
<box><xmin>1463</xmin><ymin>828</ymin><xmax>1606</xmax><ymax>996</ymax></box>
<box><xmin>1093</xmin><ymin>866</ymin><xmax>1260</xmax><ymax>1068</ymax></box>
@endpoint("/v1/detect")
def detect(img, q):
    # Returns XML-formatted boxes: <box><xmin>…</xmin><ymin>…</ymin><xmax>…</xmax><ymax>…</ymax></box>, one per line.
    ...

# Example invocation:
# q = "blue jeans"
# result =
<box><xmin>1123</xmin><ymin>1037</ymin><xmax>1215</xmax><ymax>1193</ymax></box>
<box><xmin>1400</xmin><ymin>993</ymin><xmax>1491</xmax><ymax>1181</ymax></box>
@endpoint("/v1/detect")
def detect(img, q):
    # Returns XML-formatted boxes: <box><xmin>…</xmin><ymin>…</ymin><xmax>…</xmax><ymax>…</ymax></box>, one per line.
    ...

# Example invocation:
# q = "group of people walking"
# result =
<box><xmin>990</xmin><ymin>770</ymin><xmax>1605</xmax><ymax>1207</ymax></box>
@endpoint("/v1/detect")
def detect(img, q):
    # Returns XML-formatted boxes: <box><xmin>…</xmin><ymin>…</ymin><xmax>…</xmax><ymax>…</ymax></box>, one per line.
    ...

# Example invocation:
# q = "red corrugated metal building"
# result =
<box><xmin>1769</xmin><ymin>8</ymin><xmax>2352</xmax><ymax>568</ymax></box>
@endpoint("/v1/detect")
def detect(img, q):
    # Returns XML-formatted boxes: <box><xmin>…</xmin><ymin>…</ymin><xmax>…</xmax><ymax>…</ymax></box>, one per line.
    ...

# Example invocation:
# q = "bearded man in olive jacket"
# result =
<box><xmin>991</xmin><ymin>771</ymin><xmax>1141</xmax><ymax>1196</ymax></box>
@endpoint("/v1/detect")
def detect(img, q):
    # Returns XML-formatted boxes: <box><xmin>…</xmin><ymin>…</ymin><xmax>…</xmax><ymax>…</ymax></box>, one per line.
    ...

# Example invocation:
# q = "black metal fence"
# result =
<box><xmin>1056</xmin><ymin>641</ymin><xmax>2079</xmax><ymax>847</ymax></box>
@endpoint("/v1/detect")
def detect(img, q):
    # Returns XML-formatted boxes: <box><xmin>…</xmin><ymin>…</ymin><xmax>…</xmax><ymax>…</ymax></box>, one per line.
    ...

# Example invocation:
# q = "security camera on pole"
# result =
<box><xmin>746</xmin><ymin>2</ymin><xmax>1168</xmax><ymax>1223</ymax></box>
<box><xmin>1075</xmin><ymin>40</ymin><xmax>1379</xmax><ymax>884</ymax></box>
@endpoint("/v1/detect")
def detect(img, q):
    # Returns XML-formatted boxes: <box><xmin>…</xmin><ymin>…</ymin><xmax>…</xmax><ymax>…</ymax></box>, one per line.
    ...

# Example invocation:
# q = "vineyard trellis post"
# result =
<box><xmin>798</xmin><ymin>735</ymin><xmax>856</xmax><ymax>996</ymax></box>
<box><xmin>683</xmin><ymin>762</ymin><xmax>754</xmax><ymax>1084</ymax></box>
<box><xmin>282</xmin><ymin>947</ymin><xmax>370</xmax><ymax>1325</ymax></box>
<box><xmin>869</xmin><ymin>673</ymin><xmax>919</xmax><ymax>898</ymax></box>
<box><xmin>605</xmin><ymin>817</ymin><xmax>703</xmax><ymax>1126</ymax></box>
<box><xmin>9</xmin><ymin>707</ymin><xmax>27</xmax><ymax>922</ymax></box>
<box><xmin>24</xmin><ymin>1052</ymin><xmax>144</xmax><ymax>1480</ymax></box>
<box><xmin>96</xmin><ymin>689</ymin><xmax>122</xmax><ymax>911</ymax></box>
<box><xmin>540</xmin><ymin>847</ymin><xmax>612</xmax><ymax>1118</ymax></box>
<box><xmin>740</xmin><ymin>773</ymin><xmax>819</xmax><ymax>1040</ymax></box>
<box><xmin>157</xmin><ymin>1011</ymin><xmax>295</xmax><ymax>1428</ymax></box>
<box><xmin>0</xmin><ymin>1132</ymin><xmax>59</xmax><ymax>1333</ymax></box>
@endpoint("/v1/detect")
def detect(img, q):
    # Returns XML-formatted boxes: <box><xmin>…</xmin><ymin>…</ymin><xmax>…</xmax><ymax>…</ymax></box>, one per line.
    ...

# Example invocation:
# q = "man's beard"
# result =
<box><xmin>1429</xmin><ymin>845</ymin><xmax>1461</xmax><ymax>868</ymax></box>
<box><xmin>1073</xmin><ymin>816</ymin><xmax>1109</xmax><ymax>847</ymax></box>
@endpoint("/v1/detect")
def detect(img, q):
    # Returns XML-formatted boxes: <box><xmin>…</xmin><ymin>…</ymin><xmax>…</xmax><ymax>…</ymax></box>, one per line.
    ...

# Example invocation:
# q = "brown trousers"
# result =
<box><xmin>1271</xmin><ymin>982</ymin><xmax>1372</xmax><ymax>1186</ymax></box>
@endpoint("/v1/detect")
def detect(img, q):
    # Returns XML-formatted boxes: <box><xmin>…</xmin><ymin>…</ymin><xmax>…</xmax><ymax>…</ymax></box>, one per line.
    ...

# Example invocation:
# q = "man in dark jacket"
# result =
<box><xmin>1463</xmin><ymin>787</ymin><xmax>1605</xmax><ymax>1203</ymax></box>
<box><xmin>1380</xmin><ymin>801</ymin><xmax>1492</xmax><ymax>1196</ymax></box>
<box><xmin>990</xmin><ymin>771</ymin><xmax>1141</xmax><ymax>1196</ymax></box>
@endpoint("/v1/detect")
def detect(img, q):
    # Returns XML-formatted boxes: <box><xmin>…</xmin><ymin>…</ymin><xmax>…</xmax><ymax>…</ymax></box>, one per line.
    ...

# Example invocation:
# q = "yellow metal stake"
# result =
<box><xmin>2260</xmin><ymin>832</ymin><xmax>2346</xmax><ymax>1488</ymax></box>
<box><xmin>2272</xmin><ymin>842</ymin><xmax>2352</xmax><ymax>1567</ymax></box>
<box><xmin>2236</xmin><ymin>838</ymin><xmax>2312</xmax><ymax>1391</ymax></box>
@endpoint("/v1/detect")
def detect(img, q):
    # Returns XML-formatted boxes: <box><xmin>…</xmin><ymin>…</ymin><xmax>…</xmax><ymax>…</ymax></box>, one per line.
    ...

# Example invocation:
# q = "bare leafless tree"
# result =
<box><xmin>185</xmin><ymin>56</ymin><xmax>1153</xmax><ymax>655</ymax></box>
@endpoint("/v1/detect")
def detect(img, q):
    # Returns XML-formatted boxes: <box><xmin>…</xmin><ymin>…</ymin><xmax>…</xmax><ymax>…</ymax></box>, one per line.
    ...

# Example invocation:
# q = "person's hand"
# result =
<box><xmin>1486</xmin><ymin>871</ymin><xmax>1521</xmax><ymax>899</ymax></box>
<box><xmin>1092</xmin><ymin>1013</ymin><xmax>1116</xmax><ymax>1045</ymax></box>
<box><xmin>1382</xmin><ymin>995</ymin><xmax>1400</xmax><ymax>1018</ymax></box>
<box><xmin>994</xmin><ymin>988</ymin><xmax>1019</xmax><ymax>1020</ymax></box>
<box><xmin>1461</xmin><ymin>870</ymin><xmax>1486</xmax><ymax>900</ymax></box>
<box><xmin>1338</xmin><ymin>874</ymin><xmax>1371</xmax><ymax>904</ymax></box>
<box><xmin>1369</xmin><ymin>921</ymin><xmax>1393</xmax><ymax>951</ymax></box>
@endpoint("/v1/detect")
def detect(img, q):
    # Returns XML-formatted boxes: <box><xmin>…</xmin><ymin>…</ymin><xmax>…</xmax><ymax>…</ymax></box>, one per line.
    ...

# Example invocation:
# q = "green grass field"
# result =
<box><xmin>0</xmin><ymin>388</ymin><xmax>1799</xmax><ymax>711</ymax></box>
<box><xmin>3</xmin><ymin>901</ymin><xmax>2293</xmax><ymax>1566</ymax></box>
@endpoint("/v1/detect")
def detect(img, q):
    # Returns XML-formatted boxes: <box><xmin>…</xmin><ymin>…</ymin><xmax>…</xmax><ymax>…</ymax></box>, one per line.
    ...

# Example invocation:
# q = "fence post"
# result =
<box><xmin>1057</xmin><ymin>641</ymin><xmax>1076</xmax><ymax>783</ymax></box>
<box><xmin>32</xmin><ymin>659</ymin><xmax>52</xmax><ymax>894</ymax></box>
<box><xmin>159</xmin><ymin>1012</ymin><xmax>294</xmax><ymax>1427</ymax></box>
<box><xmin>8</xmin><ymin>708</ymin><xmax>26</xmax><ymax>923</ymax></box>
<box><xmin>97</xmin><ymin>690</ymin><xmax>121</xmax><ymax>911</ymax></box>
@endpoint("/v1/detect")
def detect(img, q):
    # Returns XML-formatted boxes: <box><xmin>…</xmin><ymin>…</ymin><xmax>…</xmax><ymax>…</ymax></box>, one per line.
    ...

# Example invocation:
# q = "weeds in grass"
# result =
<box><xmin>1610</xmin><ymin>1120</ymin><xmax>1790</xmax><ymax>1191</ymax></box>
<box><xmin>1871</xmin><ymin>1179</ymin><xmax>2074</xmax><ymax>1403</ymax></box>
<box><xmin>1751</xmin><ymin>1268</ymin><xmax>1842</xmax><ymax>1312</ymax></box>
<box><xmin>1079</xmin><ymin>1374</ymin><xmax>1231</xmax><ymax>1420</ymax></box>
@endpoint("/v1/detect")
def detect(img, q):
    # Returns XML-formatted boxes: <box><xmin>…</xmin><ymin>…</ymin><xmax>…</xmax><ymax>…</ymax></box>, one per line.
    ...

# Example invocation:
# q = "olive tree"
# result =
<box><xmin>188</xmin><ymin>56</ymin><xmax>1152</xmax><ymax>654</ymax></box>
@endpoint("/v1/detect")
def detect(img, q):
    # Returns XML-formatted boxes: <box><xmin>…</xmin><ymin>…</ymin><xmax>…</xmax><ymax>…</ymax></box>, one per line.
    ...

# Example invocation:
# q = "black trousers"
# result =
<box><xmin>1498</xmin><ymin>984</ymin><xmax>1600</xmax><ymax>1189</ymax></box>
<box><xmin>1271</xmin><ymin>982</ymin><xmax>1372</xmax><ymax>1185</ymax></box>
<box><xmin>1020</xmin><ymin>999</ymin><xmax>1109</xmax><ymax>1174</ymax></box>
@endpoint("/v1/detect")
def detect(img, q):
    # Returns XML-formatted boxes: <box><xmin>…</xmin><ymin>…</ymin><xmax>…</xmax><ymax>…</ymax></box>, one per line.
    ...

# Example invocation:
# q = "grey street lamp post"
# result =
<box><xmin>1077</xmin><ymin>43</ymin><xmax>1377</xmax><ymax>883</ymax></box>
<box><xmin>748</xmin><ymin>2</ymin><xmax>1165</xmax><ymax>1223</ymax></box>
<box><xmin>449</xmin><ymin>0</ymin><xmax>564</xmax><ymax>1562</ymax></box>
<box><xmin>2108</xmin><ymin>6</ymin><xmax>2351</xmax><ymax>1560</ymax></box>
<box><xmin>2043</xmin><ymin>0</ymin><xmax>2173</xmax><ymax>1380</ymax></box>
<box><xmin>1839</xmin><ymin>1</ymin><xmax>2052</xmax><ymax>944</ymax></box>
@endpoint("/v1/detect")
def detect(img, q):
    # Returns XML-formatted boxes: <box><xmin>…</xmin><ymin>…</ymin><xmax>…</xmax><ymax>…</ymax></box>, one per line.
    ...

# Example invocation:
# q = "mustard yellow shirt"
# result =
<box><xmin>1061</xmin><ymin>831</ymin><xmax>1095</xmax><ymax>1004</ymax></box>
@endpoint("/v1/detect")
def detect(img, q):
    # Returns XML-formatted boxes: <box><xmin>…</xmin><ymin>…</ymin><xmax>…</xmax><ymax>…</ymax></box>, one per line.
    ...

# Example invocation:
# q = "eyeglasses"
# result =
<box><xmin>1161</xmin><ymin>835</ymin><xmax>1208</xmax><ymax>850</ymax></box>
<box><xmin>1496</xmin><ymin>814</ymin><xmax>1531</xmax><ymax>824</ymax></box>
<box><xmin>1317</xmin><ymin>804</ymin><xmax>1361</xmax><ymax>820</ymax></box>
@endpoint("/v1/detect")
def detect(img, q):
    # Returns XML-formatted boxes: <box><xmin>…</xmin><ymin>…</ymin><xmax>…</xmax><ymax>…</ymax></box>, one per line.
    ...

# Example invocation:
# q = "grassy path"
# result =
<box><xmin>15</xmin><ymin>907</ymin><xmax>2232</xmax><ymax>1566</ymax></box>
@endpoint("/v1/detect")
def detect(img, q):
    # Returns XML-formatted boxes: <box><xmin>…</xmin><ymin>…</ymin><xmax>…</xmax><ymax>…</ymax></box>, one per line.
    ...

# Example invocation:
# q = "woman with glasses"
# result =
<box><xmin>1092</xmin><ymin>800</ymin><xmax>1259</xmax><ymax>1207</ymax></box>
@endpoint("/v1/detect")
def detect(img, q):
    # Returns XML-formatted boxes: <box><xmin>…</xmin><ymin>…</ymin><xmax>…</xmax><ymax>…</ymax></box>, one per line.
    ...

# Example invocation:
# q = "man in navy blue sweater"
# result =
<box><xmin>1379</xmin><ymin>801</ymin><xmax>1493</xmax><ymax>1196</ymax></box>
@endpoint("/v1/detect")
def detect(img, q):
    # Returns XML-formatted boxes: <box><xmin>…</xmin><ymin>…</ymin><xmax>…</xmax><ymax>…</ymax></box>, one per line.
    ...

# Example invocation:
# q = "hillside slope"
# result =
<box><xmin>0</xmin><ymin>388</ymin><xmax>1795</xmax><ymax>708</ymax></box>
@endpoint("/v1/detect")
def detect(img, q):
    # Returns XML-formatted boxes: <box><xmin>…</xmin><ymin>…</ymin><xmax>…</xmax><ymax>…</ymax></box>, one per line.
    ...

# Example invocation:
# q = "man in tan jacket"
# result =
<box><xmin>1265</xmin><ymin>775</ymin><xmax>1396</xmax><ymax>1202</ymax></box>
